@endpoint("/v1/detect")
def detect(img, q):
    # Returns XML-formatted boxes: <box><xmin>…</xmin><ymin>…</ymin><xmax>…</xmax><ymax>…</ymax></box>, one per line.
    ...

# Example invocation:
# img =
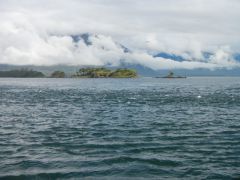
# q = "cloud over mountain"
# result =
<box><xmin>0</xmin><ymin>0</ymin><xmax>240</xmax><ymax>70</ymax></box>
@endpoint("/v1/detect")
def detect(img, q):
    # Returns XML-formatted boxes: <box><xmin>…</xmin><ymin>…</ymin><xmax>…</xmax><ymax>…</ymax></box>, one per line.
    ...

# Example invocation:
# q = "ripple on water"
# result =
<box><xmin>0</xmin><ymin>77</ymin><xmax>240</xmax><ymax>179</ymax></box>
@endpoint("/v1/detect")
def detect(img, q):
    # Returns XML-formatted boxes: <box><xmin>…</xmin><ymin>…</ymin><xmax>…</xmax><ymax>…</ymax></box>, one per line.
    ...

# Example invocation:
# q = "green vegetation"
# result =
<box><xmin>0</xmin><ymin>69</ymin><xmax>45</xmax><ymax>78</ymax></box>
<box><xmin>0</xmin><ymin>67</ymin><xmax>137</xmax><ymax>78</ymax></box>
<box><xmin>109</xmin><ymin>68</ymin><xmax>137</xmax><ymax>78</ymax></box>
<box><xmin>73</xmin><ymin>68</ymin><xmax>111</xmax><ymax>78</ymax></box>
<box><xmin>73</xmin><ymin>67</ymin><xmax>137</xmax><ymax>78</ymax></box>
<box><xmin>51</xmin><ymin>71</ymin><xmax>65</xmax><ymax>78</ymax></box>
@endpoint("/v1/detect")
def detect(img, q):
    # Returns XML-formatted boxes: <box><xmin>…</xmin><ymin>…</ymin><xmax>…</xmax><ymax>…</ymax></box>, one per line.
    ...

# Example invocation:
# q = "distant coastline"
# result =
<box><xmin>0</xmin><ymin>69</ymin><xmax>45</xmax><ymax>78</ymax></box>
<box><xmin>0</xmin><ymin>68</ymin><xmax>138</xmax><ymax>78</ymax></box>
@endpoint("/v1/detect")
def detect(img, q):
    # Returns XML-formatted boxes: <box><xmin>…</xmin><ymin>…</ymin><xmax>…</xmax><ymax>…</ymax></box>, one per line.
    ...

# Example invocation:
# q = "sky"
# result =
<box><xmin>0</xmin><ymin>0</ymin><xmax>240</xmax><ymax>70</ymax></box>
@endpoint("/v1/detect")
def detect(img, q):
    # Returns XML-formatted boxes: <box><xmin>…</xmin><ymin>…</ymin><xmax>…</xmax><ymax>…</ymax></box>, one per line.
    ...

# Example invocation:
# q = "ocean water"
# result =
<box><xmin>0</xmin><ymin>77</ymin><xmax>240</xmax><ymax>179</ymax></box>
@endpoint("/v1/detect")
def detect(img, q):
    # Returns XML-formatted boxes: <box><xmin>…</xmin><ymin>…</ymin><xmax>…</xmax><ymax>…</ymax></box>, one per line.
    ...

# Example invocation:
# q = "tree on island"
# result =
<box><xmin>75</xmin><ymin>68</ymin><xmax>111</xmax><ymax>78</ymax></box>
<box><xmin>51</xmin><ymin>71</ymin><xmax>65</xmax><ymax>78</ymax></box>
<box><xmin>166</xmin><ymin>71</ymin><xmax>174</xmax><ymax>78</ymax></box>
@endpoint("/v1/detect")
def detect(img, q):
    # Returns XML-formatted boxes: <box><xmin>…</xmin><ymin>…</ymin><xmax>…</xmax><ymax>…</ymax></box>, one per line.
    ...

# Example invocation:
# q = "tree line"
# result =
<box><xmin>0</xmin><ymin>68</ymin><xmax>137</xmax><ymax>78</ymax></box>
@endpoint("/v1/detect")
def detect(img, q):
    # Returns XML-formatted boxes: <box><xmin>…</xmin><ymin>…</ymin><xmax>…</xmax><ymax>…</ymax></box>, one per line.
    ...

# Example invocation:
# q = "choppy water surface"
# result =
<box><xmin>0</xmin><ymin>77</ymin><xmax>240</xmax><ymax>179</ymax></box>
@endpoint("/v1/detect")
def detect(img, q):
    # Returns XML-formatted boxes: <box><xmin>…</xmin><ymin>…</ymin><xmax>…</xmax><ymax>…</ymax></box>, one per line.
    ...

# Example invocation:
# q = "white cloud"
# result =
<box><xmin>0</xmin><ymin>0</ymin><xmax>240</xmax><ymax>69</ymax></box>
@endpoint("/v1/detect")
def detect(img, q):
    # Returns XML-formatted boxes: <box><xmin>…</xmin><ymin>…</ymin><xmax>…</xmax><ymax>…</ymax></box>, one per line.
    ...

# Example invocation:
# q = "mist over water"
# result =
<box><xmin>0</xmin><ymin>77</ymin><xmax>240</xmax><ymax>179</ymax></box>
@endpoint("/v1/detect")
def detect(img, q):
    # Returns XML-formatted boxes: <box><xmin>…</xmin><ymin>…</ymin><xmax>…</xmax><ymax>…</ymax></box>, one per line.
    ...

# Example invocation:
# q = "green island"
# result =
<box><xmin>72</xmin><ymin>68</ymin><xmax>137</xmax><ymax>78</ymax></box>
<box><xmin>50</xmin><ymin>71</ymin><xmax>66</xmax><ymax>78</ymax></box>
<box><xmin>0</xmin><ymin>69</ymin><xmax>45</xmax><ymax>78</ymax></box>
<box><xmin>0</xmin><ymin>68</ymin><xmax>137</xmax><ymax>78</ymax></box>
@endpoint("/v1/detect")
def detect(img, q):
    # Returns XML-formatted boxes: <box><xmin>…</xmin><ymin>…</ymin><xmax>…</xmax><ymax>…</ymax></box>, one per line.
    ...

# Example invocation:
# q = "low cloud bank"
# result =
<box><xmin>0</xmin><ymin>0</ymin><xmax>240</xmax><ymax>70</ymax></box>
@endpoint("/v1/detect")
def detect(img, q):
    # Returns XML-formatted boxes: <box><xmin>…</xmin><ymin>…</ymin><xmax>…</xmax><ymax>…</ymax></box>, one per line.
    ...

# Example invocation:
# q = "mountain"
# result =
<box><xmin>117</xmin><ymin>64</ymin><xmax>240</xmax><ymax>77</ymax></box>
<box><xmin>71</xmin><ymin>33</ymin><xmax>131</xmax><ymax>53</ymax></box>
<box><xmin>71</xmin><ymin>33</ymin><xmax>92</xmax><ymax>45</ymax></box>
<box><xmin>234</xmin><ymin>54</ymin><xmax>240</xmax><ymax>62</ymax></box>
<box><xmin>154</xmin><ymin>52</ymin><xmax>185</xmax><ymax>62</ymax></box>
<box><xmin>0</xmin><ymin>33</ymin><xmax>240</xmax><ymax>76</ymax></box>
